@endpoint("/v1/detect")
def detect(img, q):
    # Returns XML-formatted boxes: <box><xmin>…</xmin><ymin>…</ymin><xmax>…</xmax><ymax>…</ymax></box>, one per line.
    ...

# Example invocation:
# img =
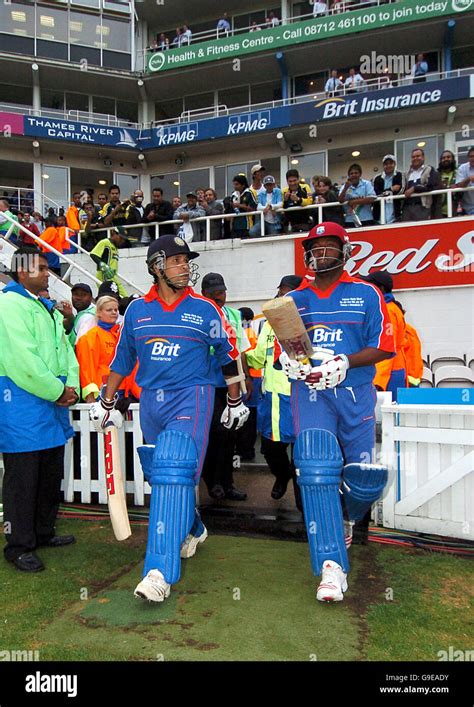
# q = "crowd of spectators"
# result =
<box><xmin>1</xmin><ymin>147</ymin><xmax>472</xmax><ymax>258</ymax></box>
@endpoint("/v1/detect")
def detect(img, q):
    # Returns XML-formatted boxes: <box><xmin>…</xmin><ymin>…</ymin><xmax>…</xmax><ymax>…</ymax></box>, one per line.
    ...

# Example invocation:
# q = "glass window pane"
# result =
<box><xmin>41</xmin><ymin>89</ymin><xmax>65</xmax><ymax>110</ymax></box>
<box><xmin>36</xmin><ymin>6</ymin><xmax>68</xmax><ymax>43</ymax></box>
<box><xmin>114</xmin><ymin>173</ymin><xmax>139</xmax><ymax>199</ymax></box>
<box><xmin>218</xmin><ymin>86</ymin><xmax>250</xmax><ymax>111</ymax></box>
<box><xmin>65</xmin><ymin>92</ymin><xmax>89</xmax><ymax>112</ymax></box>
<box><xmin>155</xmin><ymin>98</ymin><xmax>183</xmax><ymax>122</ymax></box>
<box><xmin>116</xmin><ymin>100</ymin><xmax>138</xmax><ymax>123</ymax></box>
<box><xmin>178</xmin><ymin>169</ymin><xmax>210</xmax><ymax>199</ymax></box>
<box><xmin>103</xmin><ymin>0</ymin><xmax>131</xmax><ymax>13</ymax></box>
<box><xmin>0</xmin><ymin>83</ymin><xmax>32</xmax><ymax>106</ymax></box>
<box><xmin>0</xmin><ymin>1</ymin><xmax>35</xmax><ymax>38</ymax></box>
<box><xmin>287</xmin><ymin>153</ymin><xmax>327</xmax><ymax>187</ymax></box>
<box><xmin>41</xmin><ymin>165</ymin><xmax>69</xmax><ymax>213</ymax></box>
<box><xmin>100</xmin><ymin>16</ymin><xmax>130</xmax><ymax>52</ymax></box>
<box><xmin>71</xmin><ymin>0</ymin><xmax>100</xmax><ymax>8</ymax></box>
<box><xmin>183</xmin><ymin>92</ymin><xmax>215</xmax><ymax>114</ymax></box>
<box><xmin>69</xmin><ymin>10</ymin><xmax>98</xmax><ymax>47</ymax></box>
<box><xmin>250</xmin><ymin>81</ymin><xmax>282</xmax><ymax>105</ymax></box>
<box><xmin>151</xmin><ymin>173</ymin><xmax>179</xmax><ymax>202</ymax></box>
<box><xmin>215</xmin><ymin>167</ymin><xmax>226</xmax><ymax>199</ymax></box>
<box><xmin>93</xmin><ymin>95</ymin><xmax>115</xmax><ymax>116</ymax></box>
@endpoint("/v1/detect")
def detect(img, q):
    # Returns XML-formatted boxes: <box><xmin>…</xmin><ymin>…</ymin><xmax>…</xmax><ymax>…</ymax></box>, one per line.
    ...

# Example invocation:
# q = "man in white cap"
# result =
<box><xmin>372</xmin><ymin>155</ymin><xmax>403</xmax><ymax>224</ymax></box>
<box><xmin>250</xmin><ymin>164</ymin><xmax>266</xmax><ymax>199</ymax></box>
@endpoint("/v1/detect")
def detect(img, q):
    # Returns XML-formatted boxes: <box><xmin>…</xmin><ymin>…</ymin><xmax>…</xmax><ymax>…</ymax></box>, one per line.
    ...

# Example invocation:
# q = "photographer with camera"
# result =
<box><xmin>100</xmin><ymin>185</ymin><xmax>130</xmax><ymax>230</ymax></box>
<box><xmin>373</xmin><ymin>155</ymin><xmax>403</xmax><ymax>225</ymax></box>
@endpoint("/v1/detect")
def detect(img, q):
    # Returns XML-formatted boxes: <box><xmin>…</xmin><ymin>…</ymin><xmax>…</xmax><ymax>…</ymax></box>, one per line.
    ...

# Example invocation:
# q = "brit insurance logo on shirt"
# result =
<box><xmin>145</xmin><ymin>337</ymin><xmax>181</xmax><ymax>361</ymax></box>
<box><xmin>307</xmin><ymin>324</ymin><xmax>343</xmax><ymax>345</ymax></box>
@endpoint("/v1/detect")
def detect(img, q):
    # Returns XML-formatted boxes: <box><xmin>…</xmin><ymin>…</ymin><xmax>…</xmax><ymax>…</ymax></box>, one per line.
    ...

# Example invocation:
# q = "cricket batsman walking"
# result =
<box><xmin>89</xmin><ymin>235</ymin><xmax>249</xmax><ymax>602</ymax></box>
<box><xmin>278</xmin><ymin>223</ymin><xmax>394</xmax><ymax>602</ymax></box>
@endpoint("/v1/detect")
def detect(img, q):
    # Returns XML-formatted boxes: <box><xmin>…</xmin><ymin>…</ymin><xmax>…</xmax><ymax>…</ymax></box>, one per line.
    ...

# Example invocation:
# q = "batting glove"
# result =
<box><xmin>89</xmin><ymin>394</ymin><xmax>124</xmax><ymax>433</ymax></box>
<box><xmin>279</xmin><ymin>351</ymin><xmax>312</xmax><ymax>380</ymax></box>
<box><xmin>305</xmin><ymin>354</ymin><xmax>350</xmax><ymax>390</ymax></box>
<box><xmin>221</xmin><ymin>395</ymin><xmax>250</xmax><ymax>431</ymax></box>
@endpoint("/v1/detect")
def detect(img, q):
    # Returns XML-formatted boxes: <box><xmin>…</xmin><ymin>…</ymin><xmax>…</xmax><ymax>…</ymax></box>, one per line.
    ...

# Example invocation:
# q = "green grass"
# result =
<box><xmin>1</xmin><ymin>518</ymin><xmax>472</xmax><ymax>661</ymax></box>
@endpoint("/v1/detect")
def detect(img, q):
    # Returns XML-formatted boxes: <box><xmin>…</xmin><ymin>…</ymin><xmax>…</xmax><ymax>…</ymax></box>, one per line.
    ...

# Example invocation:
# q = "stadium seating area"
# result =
<box><xmin>420</xmin><ymin>351</ymin><xmax>474</xmax><ymax>388</ymax></box>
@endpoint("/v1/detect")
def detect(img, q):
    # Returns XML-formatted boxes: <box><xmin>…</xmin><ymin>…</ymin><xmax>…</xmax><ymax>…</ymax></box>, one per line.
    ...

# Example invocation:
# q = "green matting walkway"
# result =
<box><xmin>1</xmin><ymin>520</ymin><xmax>472</xmax><ymax>661</ymax></box>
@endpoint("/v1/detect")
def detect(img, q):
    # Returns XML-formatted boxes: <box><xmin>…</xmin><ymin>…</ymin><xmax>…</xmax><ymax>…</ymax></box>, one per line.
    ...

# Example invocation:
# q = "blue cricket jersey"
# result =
<box><xmin>286</xmin><ymin>271</ymin><xmax>395</xmax><ymax>387</ymax></box>
<box><xmin>110</xmin><ymin>285</ymin><xmax>238</xmax><ymax>390</ymax></box>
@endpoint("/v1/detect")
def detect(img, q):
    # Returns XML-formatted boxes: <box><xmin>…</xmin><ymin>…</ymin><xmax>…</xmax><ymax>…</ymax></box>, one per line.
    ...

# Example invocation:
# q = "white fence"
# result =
<box><xmin>380</xmin><ymin>404</ymin><xmax>474</xmax><ymax>540</ymax></box>
<box><xmin>63</xmin><ymin>404</ymin><xmax>151</xmax><ymax>506</ymax></box>
<box><xmin>62</xmin><ymin>399</ymin><xmax>474</xmax><ymax>542</ymax></box>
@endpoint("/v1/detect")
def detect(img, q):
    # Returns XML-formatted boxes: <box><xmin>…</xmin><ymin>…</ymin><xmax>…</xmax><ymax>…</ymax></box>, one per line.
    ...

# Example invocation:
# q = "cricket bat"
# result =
<box><xmin>262</xmin><ymin>296</ymin><xmax>314</xmax><ymax>364</ymax></box>
<box><xmin>103</xmin><ymin>427</ymin><xmax>132</xmax><ymax>541</ymax></box>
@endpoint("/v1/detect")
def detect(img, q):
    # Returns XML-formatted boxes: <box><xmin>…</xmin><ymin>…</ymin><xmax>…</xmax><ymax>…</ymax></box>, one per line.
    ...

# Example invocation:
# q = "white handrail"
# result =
<box><xmin>64</xmin><ymin>235</ymin><xmax>146</xmax><ymax>295</ymax></box>
<box><xmin>0</xmin><ymin>212</ymin><xmax>101</xmax><ymax>286</ymax></box>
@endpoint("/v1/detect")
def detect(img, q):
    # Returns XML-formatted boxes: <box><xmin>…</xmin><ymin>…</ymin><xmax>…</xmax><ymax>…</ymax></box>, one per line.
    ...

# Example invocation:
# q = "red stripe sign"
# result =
<box><xmin>294</xmin><ymin>218</ymin><xmax>474</xmax><ymax>289</ymax></box>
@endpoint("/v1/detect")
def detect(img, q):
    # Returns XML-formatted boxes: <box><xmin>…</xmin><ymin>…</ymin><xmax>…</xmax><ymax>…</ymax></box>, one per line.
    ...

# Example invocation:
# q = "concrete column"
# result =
<box><xmin>32</xmin><ymin>63</ymin><xmax>41</xmax><ymax>116</ymax></box>
<box><xmin>33</xmin><ymin>162</ymin><xmax>43</xmax><ymax>214</ymax></box>
<box><xmin>281</xmin><ymin>0</ymin><xmax>290</xmax><ymax>23</ymax></box>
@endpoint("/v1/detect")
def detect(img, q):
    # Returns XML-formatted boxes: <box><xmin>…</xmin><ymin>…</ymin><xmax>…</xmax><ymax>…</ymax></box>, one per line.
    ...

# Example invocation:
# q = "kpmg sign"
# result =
<box><xmin>10</xmin><ymin>76</ymin><xmax>472</xmax><ymax>149</ymax></box>
<box><xmin>146</xmin><ymin>0</ymin><xmax>473</xmax><ymax>73</ymax></box>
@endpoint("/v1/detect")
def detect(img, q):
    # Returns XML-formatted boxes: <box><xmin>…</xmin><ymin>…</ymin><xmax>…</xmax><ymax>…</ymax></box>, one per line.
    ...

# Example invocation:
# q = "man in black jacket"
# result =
<box><xmin>373</xmin><ymin>155</ymin><xmax>403</xmax><ymax>224</ymax></box>
<box><xmin>144</xmin><ymin>188</ymin><xmax>175</xmax><ymax>241</ymax></box>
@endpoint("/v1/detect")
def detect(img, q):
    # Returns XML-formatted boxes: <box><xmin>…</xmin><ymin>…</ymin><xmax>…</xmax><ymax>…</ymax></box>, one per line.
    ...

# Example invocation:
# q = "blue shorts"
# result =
<box><xmin>140</xmin><ymin>385</ymin><xmax>215</xmax><ymax>481</ymax></box>
<box><xmin>291</xmin><ymin>381</ymin><xmax>377</xmax><ymax>465</ymax></box>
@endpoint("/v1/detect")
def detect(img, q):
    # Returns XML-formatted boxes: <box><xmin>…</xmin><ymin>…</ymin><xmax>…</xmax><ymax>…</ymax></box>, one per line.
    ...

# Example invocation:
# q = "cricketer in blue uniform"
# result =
<box><xmin>278</xmin><ymin>222</ymin><xmax>395</xmax><ymax>602</ymax></box>
<box><xmin>89</xmin><ymin>235</ymin><xmax>249</xmax><ymax>603</ymax></box>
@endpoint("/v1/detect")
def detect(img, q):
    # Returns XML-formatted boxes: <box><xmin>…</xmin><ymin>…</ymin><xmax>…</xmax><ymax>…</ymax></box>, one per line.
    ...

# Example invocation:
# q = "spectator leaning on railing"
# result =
<box><xmin>372</xmin><ymin>155</ymin><xmax>403</xmax><ymax>224</ymax></box>
<box><xmin>217</xmin><ymin>13</ymin><xmax>231</xmax><ymax>35</ymax></box>
<box><xmin>173</xmin><ymin>192</ymin><xmax>206</xmax><ymax>242</ymax></box>
<box><xmin>100</xmin><ymin>184</ymin><xmax>129</xmax><ymax>229</ymax></box>
<box><xmin>338</xmin><ymin>164</ymin><xmax>376</xmax><ymax>227</ymax></box>
<box><xmin>325</xmin><ymin>69</ymin><xmax>344</xmax><ymax>96</ymax></box>
<box><xmin>229</xmin><ymin>175</ymin><xmax>258</xmax><ymax>238</ymax></box>
<box><xmin>455</xmin><ymin>146</ymin><xmax>474</xmax><ymax>216</ymax></box>
<box><xmin>345</xmin><ymin>67</ymin><xmax>366</xmax><ymax>94</ymax></box>
<box><xmin>282</xmin><ymin>169</ymin><xmax>313</xmax><ymax>233</ymax></box>
<box><xmin>144</xmin><ymin>187</ymin><xmax>175</xmax><ymax>239</ymax></box>
<box><xmin>311</xmin><ymin>1</ymin><xmax>328</xmax><ymax>17</ymax></box>
<box><xmin>436</xmin><ymin>150</ymin><xmax>458</xmax><ymax>218</ymax></box>
<box><xmin>200</xmin><ymin>188</ymin><xmax>224</xmax><ymax>240</ymax></box>
<box><xmin>313</xmin><ymin>176</ymin><xmax>345</xmax><ymax>226</ymax></box>
<box><xmin>401</xmin><ymin>148</ymin><xmax>440</xmax><ymax>222</ymax></box>
<box><xmin>250</xmin><ymin>175</ymin><xmax>283</xmax><ymax>237</ymax></box>
<box><xmin>124</xmin><ymin>189</ymin><xmax>145</xmax><ymax>244</ymax></box>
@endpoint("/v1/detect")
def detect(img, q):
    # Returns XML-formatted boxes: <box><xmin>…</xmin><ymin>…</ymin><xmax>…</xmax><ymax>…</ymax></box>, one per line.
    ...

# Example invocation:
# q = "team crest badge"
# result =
<box><xmin>174</xmin><ymin>237</ymin><xmax>185</xmax><ymax>246</ymax></box>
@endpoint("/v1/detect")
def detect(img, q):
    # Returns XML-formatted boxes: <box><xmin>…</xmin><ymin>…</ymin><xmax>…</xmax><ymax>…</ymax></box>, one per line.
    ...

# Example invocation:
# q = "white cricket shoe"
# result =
<box><xmin>344</xmin><ymin>520</ymin><xmax>354</xmax><ymax>549</ymax></box>
<box><xmin>134</xmin><ymin>570</ymin><xmax>171</xmax><ymax>603</ymax></box>
<box><xmin>316</xmin><ymin>560</ymin><xmax>348</xmax><ymax>602</ymax></box>
<box><xmin>180</xmin><ymin>526</ymin><xmax>208</xmax><ymax>559</ymax></box>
